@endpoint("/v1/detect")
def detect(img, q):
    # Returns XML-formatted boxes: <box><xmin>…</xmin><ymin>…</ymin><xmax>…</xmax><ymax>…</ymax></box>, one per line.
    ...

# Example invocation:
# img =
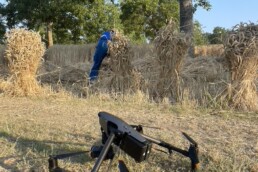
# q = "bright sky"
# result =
<box><xmin>194</xmin><ymin>0</ymin><xmax>258</xmax><ymax>33</ymax></box>
<box><xmin>1</xmin><ymin>0</ymin><xmax>257</xmax><ymax>34</ymax></box>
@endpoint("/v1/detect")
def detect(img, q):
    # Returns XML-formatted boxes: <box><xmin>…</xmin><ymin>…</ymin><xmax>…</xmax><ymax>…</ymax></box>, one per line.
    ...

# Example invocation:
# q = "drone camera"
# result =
<box><xmin>120</xmin><ymin>134</ymin><xmax>152</xmax><ymax>162</ymax></box>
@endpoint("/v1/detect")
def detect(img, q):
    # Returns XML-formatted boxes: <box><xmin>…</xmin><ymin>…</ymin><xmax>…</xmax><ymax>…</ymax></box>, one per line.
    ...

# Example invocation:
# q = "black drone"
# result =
<box><xmin>48</xmin><ymin>111</ymin><xmax>199</xmax><ymax>172</ymax></box>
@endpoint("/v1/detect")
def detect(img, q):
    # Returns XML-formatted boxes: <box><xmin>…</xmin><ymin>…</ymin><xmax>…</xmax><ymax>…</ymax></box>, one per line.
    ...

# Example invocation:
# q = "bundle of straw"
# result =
<box><xmin>223</xmin><ymin>22</ymin><xmax>258</xmax><ymax>110</ymax></box>
<box><xmin>153</xmin><ymin>20</ymin><xmax>190</xmax><ymax>102</ymax></box>
<box><xmin>2</xmin><ymin>28</ymin><xmax>45</xmax><ymax>96</ymax></box>
<box><xmin>98</xmin><ymin>30</ymin><xmax>142</xmax><ymax>93</ymax></box>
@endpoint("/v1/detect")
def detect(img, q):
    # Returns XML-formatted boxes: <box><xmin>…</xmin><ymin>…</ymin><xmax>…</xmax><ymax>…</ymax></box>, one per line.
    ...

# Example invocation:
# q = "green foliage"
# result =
<box><xmin>207</xmin><ymin>26</ymin><xmax>227</xmax><ymax>44</ymax></box>
<box><xmin>0</xmin><ymin>0</ymin><xmax>121</xmax><ymax>44</ymax></box>
<box><xmin>83</xmin><ymin>0</ymin><xmax>122</xmax><ymax>43</ymax></box>
<box><xmin>120</xmin><ymin>0</ymin><xmax>179</xmax><ymax>42</ymax></box>
<box><xmin>126</xmin><ymin>31</ymin><xmax>146</xmax><ymax>44</ymax></box>
<box><xmin>193</xmin><ymin>20</ymin><xmax>208</xmax><ymax>45</ymax></box>
<box><xmin>0</xmin><ymin>0</ymin><xmax>213</xmax><ymax>44</ymax></box>
<box><xmin>0</xmin><ymin>3</ymin><xmax>6</xmax><ymax>44</ymax></box>
<box><xmin>193</xmin><ymin>0</ymin><xmax>211</xmax><ymax>12</ymax></box>
<box><xmin>1</xmin><ymin>0</ymin><xmax>90</xmax><ymax>44</ymax></box>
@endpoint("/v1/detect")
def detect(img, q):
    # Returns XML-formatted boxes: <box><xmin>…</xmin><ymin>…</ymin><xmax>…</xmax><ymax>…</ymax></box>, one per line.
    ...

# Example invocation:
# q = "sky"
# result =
<box><xmin>194</xmin><ymin>0</ymin><xmax>258</xmax><ymax>33</ymax></box>
<box><xmin>1</xmin><ymin>0</ymin><xmax>257</xmax><ymax>33</ymax></box>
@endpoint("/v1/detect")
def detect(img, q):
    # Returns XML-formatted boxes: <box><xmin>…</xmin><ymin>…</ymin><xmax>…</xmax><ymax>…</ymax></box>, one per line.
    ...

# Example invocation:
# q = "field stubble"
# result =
<box><xmin>0</xmin><ymin>93</ymin><xmax>257</xmax><ymax>172</ymax></box>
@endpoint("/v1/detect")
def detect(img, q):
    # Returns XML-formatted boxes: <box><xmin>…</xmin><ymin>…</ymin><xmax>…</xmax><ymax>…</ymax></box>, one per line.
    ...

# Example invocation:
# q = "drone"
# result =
<box><xmin>48</xmin><ymin>111</ymin><xmax>199</xmax><ymax>172</ymax></box>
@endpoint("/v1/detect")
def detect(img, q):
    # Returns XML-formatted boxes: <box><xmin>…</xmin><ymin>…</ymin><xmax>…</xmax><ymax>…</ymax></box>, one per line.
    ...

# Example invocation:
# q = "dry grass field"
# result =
<box><xmin>0</xmin><ymin>26</ymin><xmax>257</xmax><ymax>171</ymax></box>
<box><xmin>0</xmin><ymin>93</ymin><xmax>257</xmax><ymax>172</ymax></box>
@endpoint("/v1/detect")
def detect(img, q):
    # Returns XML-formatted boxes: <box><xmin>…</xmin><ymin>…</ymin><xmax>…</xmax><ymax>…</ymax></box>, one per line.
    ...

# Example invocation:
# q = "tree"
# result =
<box><xmin>179</xmin><ymin>0</ymin><xmax>211</xmax><ymax>57</ymax></box>
<box><xmin>120</xmin><ymin>0</ymin><xmax>179</xmax><ymax>42</ymax></box>
<box><xmin>83</xmin><ymin>0</ymin><xmax>121</xmax><ymax>43</ymax></box>
<box><xmin>208</xmin><ymin>26</ymin><xmax>227</xmax><ymax>44</ymax></box>
<box><xmin>0</xmin><ymin>3</ymin><xmax>6</xmax><ymax>44</ymax></box>
<box><xmin>193</xmin><ymin>20</ymin><xmax>208</xmax><ymax>45</ymax></box>
<box><xmin>1</xmin><ymin>0</ymin><xmax>90</xmax><ymax>47</ymax></box>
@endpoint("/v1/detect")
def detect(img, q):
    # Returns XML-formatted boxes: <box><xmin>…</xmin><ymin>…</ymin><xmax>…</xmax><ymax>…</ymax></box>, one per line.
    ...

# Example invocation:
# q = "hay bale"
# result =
<box><xmin>152</xmin><ymin>20</ymin><xmax>190</xmax><ymax>102</ymax></box>
<box><xmin>97</xmin><ymin>30</ymin><xmax>143</xmax><ymax>93</ymax></box>
<box><xmin>1</xmin><ymin>28</ymin><xmax>45</xmax><ymax>96</ymax></box>
<box><xmin>223</xmin><ymin>22</ymin><xmax>258</xmax><ymax>111</ymax></box>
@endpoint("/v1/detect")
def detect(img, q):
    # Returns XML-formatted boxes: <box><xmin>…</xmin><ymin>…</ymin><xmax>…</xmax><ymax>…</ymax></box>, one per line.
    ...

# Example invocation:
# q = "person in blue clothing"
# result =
<box><xmin>89</xmin><ymin>30</ymin><xmax>115</xmax><ymax>83</ymax></box>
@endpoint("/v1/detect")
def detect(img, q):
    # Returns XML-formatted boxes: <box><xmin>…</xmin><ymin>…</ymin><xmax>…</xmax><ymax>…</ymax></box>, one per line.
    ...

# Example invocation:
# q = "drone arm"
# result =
<box><xmin>142</xmin><ymin>134</ymin><xmax>199</xmax><ymax>172</ymax></box>
<box><xmin>142</xmin><ymin>134</ymin><xmax>188</xmax><ymax>156</ymax></box>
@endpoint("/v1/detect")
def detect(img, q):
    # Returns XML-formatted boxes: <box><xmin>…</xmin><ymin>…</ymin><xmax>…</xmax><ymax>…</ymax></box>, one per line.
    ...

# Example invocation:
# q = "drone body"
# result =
<box><xmin>48</xmin><ymin>111</ymin><xmax>199</xmax><ymax>172</ymax></box>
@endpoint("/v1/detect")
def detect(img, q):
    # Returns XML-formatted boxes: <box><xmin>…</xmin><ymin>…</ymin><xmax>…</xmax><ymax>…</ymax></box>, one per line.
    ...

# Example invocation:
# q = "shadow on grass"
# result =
<box><xmin>0</xmin><ymin>131</ymin><xmax>95</xmax><ymax>171</ymax></box>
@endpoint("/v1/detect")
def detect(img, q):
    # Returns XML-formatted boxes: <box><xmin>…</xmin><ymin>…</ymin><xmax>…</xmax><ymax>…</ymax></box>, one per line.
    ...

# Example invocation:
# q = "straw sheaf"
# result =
<box><xmin>1</xmin><ymin>29</ymin><xmax>46</xmax><ymax>96</ymax></box>
<box><xmin>222</xmin><ymin>23</ymin><xmax>258</xmax><ymax>111</ymax></box>
<box><xmin>224</xmin><ymin>23</ymin><xmax>258</xmax><ymax>73</ymax></box>
<box><xmin>5</xmin><ymin>29</ymin><xmax>45</xmax><ymax>74</ymax></box>
<box><xmin>97</xmin><ymin>31</ymin><xmax>142</xmax><ymax>93</ymax></box>
<box><xmin>152</xmin><ymin>20</ymin><xmax>190</xmax><ymax>101</ymax></box>
<box><xmin>154</xmin><ymin>20</ymin><xmax>189</xmax><ymax>60</ymax></box>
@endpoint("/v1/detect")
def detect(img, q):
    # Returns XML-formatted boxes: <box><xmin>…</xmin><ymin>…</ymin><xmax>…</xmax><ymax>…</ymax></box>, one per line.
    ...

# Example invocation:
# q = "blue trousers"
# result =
<box><xmin>89</xmin><ymin>40</ymin><xmax>108</xmax><ymax>81</ymax></box>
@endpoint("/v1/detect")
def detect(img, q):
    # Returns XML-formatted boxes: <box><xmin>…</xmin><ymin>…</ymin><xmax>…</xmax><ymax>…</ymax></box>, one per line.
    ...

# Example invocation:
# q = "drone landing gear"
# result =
<box><xmin>91</xmin><ymin>132</ymin><xmax>116</xmax><ymax>172</ymax></box>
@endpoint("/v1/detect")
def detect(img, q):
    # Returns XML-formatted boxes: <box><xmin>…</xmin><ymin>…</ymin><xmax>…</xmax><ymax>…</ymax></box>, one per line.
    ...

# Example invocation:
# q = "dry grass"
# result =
<box><xmin>21</xmin><ymin>43</ymin><xmax>256</xmax><ymax>109</ymax></box>
<box><xmin>194</xmin><ymin>44</ymin><xmax>224</xmax><ymax>58</ymax></box>
<box><xmin>181</xmin><ymin>56</ymin><xmax>230</xmax><ymax>107</ymax></box>
<box><xmin>0</xmin><ymin>45</ymin><xmax>6</xmax><ymax>65</ymax></box>
<box><xmin>44</xmin><ymin>44</ymin><xmax>95</xmax><ymax>66</ymax></box>
<box><xmin>0</xmin><ymin>94</ymin><xmax>257</xmax><ymax>172</ymax></box>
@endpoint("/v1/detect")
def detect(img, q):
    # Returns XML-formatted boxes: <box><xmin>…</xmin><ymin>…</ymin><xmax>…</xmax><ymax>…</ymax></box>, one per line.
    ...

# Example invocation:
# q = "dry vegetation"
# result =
<box><xmin>152</xmin><ymin>20</ymin><xmax>189</xmax><ymax>102</ymax></box>
<box><xmin>96</xmin><ymin>30</ymin><xmax>142</xmax><ymax>93</ymax></box>
<box><xmin>0</xmin><ymin>29</ymin><xmax>45</xmax><ymax>96</ymax></box>
<box><xmin>0</xmin><ymin>23</ymin><xmax>257</xmax><ymax>172</ymax></box>
<box><xmin>0</xmin><ymin>95</ymin><xmax>257</xmax><ymax>172</ymax></box>
<box><xmin>222</xmin><ymin>23</ymin><xmax>258</xmax><ymax>111</ymax></box>
<box><xmin>194</xmin><ymin>44</ymin><xmax>224</xmax><ymax>58</ymax></box>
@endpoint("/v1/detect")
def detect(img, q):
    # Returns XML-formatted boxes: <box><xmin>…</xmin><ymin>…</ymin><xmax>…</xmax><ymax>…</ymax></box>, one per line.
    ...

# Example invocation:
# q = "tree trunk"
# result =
<box><xmin>47</xmin><ymin>22</ymin><xmax>53</xmax><ymax>48</ymax></box>
<box><xmin>179</xmin><ymin>0</ymin><xmax>194</xmax><ymax>58</ymax></box>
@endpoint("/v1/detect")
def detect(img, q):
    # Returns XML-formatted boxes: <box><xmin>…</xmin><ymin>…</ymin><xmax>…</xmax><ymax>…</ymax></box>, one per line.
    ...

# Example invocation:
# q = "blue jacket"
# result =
<box><xmin>99</xmin><ymin>31</ymin><xmax>112</xmax><ymax>41</ymax></box>
<box><xmin>96</xmin><ymin>31</ymin><xmax>112</xmax><ymax>49</ymax></box>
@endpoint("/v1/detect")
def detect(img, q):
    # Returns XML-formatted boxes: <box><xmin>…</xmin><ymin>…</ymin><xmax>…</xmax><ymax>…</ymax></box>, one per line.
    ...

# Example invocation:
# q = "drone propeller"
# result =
<box><xmin>182</xmin><ymin>132</ymin><xmax>198</xmax><ymax>146</ymax></box>
<box><xmin>182</xmin><ymin>132</ymin><xmax>199</xmax><ymax>171</ymax></box>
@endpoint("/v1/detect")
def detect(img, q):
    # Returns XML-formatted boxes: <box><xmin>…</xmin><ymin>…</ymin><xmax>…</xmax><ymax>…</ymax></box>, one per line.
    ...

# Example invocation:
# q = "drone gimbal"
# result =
<box><xmin>48</xmin><ymin>111</ymin><xmax>200</xmax><ymax>172</ymax></box>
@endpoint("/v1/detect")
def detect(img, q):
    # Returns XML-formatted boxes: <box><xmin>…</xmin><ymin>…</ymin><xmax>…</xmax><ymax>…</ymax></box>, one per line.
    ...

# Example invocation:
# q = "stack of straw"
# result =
<box><xmin>1</xmin><ymin>29</ymin><xmax>45</xmax><ymax>96</ymax></box>
<box><xmin>223</xmin><ymin>22</ymin><xmax>258</xmax><ymax>110</ymax></box>
<box><xmin>98</xmin><ymin>30</ymin><xmax>142</xmax><ymax>93</ymax></box>
<box><xmin>153</xmin><ymin>20</ymin><xmax>190</xmax><ymax>102</ymax></box>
